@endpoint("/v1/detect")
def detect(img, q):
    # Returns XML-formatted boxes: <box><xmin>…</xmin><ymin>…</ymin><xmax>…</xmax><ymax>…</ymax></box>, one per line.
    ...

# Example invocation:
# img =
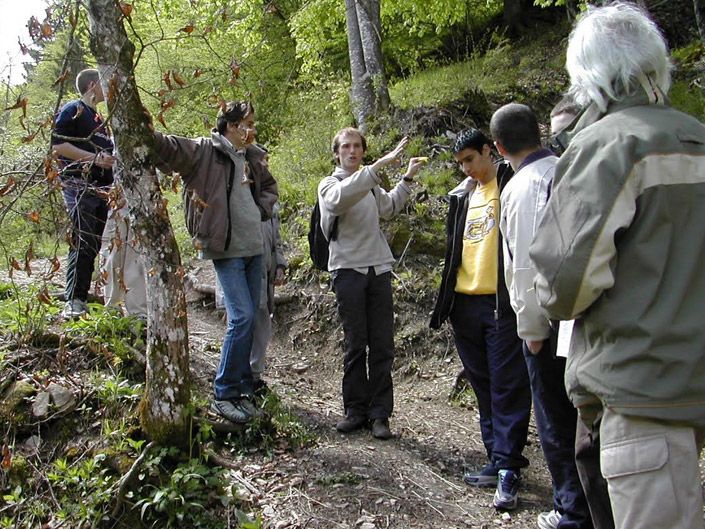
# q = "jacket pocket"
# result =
<box><xmin>601</xmin><ymin>434</ymin><xmax>667</xmax><ymax>479</ymax></box>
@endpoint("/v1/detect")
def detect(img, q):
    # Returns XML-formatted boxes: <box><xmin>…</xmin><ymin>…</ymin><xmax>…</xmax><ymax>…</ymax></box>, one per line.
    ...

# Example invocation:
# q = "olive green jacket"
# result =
<box><xmin>530</xmin><ymin>88</ymin><xmax>705</xmax><ymax>425</ymax></box>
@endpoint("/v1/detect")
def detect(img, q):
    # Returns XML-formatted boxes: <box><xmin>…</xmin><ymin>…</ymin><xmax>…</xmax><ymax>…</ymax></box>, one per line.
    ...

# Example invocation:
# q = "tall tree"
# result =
<box><xmin>344</xmin><ymin>0</ymin><xmax>389</xmax><ymax>130</ymax></box>
<box><xmin>85</xmin><ymin>0</ymin><xmax>192</xmax><ymax>448</ymax></box>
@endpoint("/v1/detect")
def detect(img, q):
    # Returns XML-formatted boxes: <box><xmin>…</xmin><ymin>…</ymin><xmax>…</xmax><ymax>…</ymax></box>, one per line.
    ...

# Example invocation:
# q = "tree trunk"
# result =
<box><xmin>344</xmin><ymin>0</ymin><xmax>390</xmax><ymax>131</ymax></box>
<box><xmin>356</xmin><ymin>0</ymin><xmax>390</xmax><ymax>114</ymax></box>
<box><xmin>695</xmin><ymin>0</ymin><xmax>705</xmax><ymax>44</ymax></box>
<box><xmin>86</xmin><ymin>0</ymin><xmax>192</xmax><ymax>449</ymax></box>
<box><xmin>565</xmin><ymin>0</ymin><xmax>580</xmax><ymax>19</ymax></box>
<box><xmin>345</xmin><ymin>0</ymin><xmax>375</xmax><ymax>130</ymax></box>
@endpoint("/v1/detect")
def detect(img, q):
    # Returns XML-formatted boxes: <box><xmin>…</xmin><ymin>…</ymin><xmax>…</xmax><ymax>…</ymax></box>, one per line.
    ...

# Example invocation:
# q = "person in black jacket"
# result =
<box><xmin>430</xmin><ymin>129</ymin><xmax>531</xmax><ymax>510</ymax></box>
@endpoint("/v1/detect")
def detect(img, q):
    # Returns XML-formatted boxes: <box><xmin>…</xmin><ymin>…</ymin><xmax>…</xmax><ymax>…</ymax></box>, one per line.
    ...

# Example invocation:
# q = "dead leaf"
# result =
<box><xmin>1</xmin><ymin>444</ymin><xmax>11</xmax><ymax>471</ymax></box>
<box><xmin>120</xmin><ymin>2</ymin><xmax>133</xmax><ymax>18</ymax></box>
<box><xmin>40</xmin><ymin>22</ymin><xmax>52</xmax><ymax>39</ymax></box>
<box><xmin>0</xmin><ymin>176</ymin><xmax>16</xmax><ymax>196</ymax></box>
<box><xmin>172</xmin><ymin>71</ymin><xmax>186</xmax><ymax>87</ymax></box>
<box><xmin>193</xmin><ymin>68</ymin><xmax>203</xmax><ymax>78</ymax></box>
<box><xmin>161</xmin><ymin>98</ymin><xmax>176</xmax><ymax>111</ymax></box>
<box><xmin>148</xmin><ymin>266</ymin><xmax>157</xmax><ymax>277</ymax></box>
<box><xmin>178</xmin><ymin>24</ymin><xmax>195</xmax><ymax>35</ymax></box>
<box><xmin>157</xmin><ymin>112</ymin><xmax>167</xmax><ymax>129</ymax></box>
<box><xmin>163</xmin><ymin>70</ymin><xmax>173</xmax><ymax>91</ymax></box>
<box><xmin>25</xmin><ymin>241</ymin><xmax>35</xmax><ymax>275</ymax></box>
<box><xmin>37</xmin><ymin>287</ymin><xmax>51</xmax><ymax>304</ymax></box>
<box><xmin>21</xmin><ymin>132</ymin><xmax>36</xmax><ymax>144</ymax></box>
<box><xmin>27</xmin><ymin>211</ymin><xmax>40</xmax><ymax>224</ymax></box>
<box><xmin>4</xmin><ymin>97</ymin><xmax>28</xmax><ymax>117</ymax></box>
<box><xmin>229</xmin><ymin>59</ymin><xmax>241</xmax><ymax>83</ymax></box>
<box><xmin>49</xmin><ymin>256</ymin><xmax>61</xmax><ymax>275</ymax></box>
<box><xmin>52</xmin><ymin>70</ymin><xmax>68</xmax><ymax>88</ymax></box>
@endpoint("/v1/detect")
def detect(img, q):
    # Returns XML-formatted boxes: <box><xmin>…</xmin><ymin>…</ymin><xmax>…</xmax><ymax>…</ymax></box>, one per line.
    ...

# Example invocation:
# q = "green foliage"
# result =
<box><xmin>46</xmin><ymin>453</ymin><xmax>115</xmax><ymax>526</ymax></box>
<box><xmin>0</xmin><ymin>282</ymin><xmax>61</xmax><ymax>343</ymax></box>
<box><xmin>63</xmin><ymin>305</ymin><xmax>146</xmax><ymax>366</ymax></box>
<box><xmin>223</xmin><ymin>390</ymin><xmax>315</xmax><ymax>454</ymax></box>
<box><xmin>670</xmin><ymin>80</ymin><xmax>705</xmax><ymax>121</ymax></box>
<box><xmin>134</xmin><ymin>447</ymin><xmax>232</xmax><ymax>529</ymax></box>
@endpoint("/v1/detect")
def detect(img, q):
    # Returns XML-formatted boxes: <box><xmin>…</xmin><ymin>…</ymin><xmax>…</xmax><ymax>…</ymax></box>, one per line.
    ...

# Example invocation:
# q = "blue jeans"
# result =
<box><xmin>213</xmin><ymin>255</ymin><xmax>262</xmax><ymax>400</ymax></box>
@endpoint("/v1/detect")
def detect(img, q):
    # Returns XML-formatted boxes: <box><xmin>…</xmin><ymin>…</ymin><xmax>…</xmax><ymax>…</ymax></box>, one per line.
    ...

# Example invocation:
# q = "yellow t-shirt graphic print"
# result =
<box><xmin>455</xmin><ymin>178</ymin><xmax>499</xmax><ymax>295</ymax></box>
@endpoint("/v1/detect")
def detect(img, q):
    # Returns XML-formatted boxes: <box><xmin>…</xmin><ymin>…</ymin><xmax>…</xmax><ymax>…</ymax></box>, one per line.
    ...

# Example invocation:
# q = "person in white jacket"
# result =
<box><xmin>493</xmin><ymin>103</ymin><xmax>592</xmax><ymax>529</ymax></box>
<box><xmin>318</xmin><ymin>128</ymin><xmax>425</xmax><ymax>440</ymax></box>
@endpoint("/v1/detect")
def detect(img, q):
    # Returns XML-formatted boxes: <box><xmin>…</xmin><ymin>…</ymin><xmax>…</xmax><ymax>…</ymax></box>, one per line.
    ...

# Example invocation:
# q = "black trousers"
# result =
<box><xmin>333</xmin><ymin>268</ymin><xmax>394</xmax><ymax>420</ymax></box>
<box><xmin>450</xmin><ymin>294</ymin><xmax>531</xmax><ymax>470</ymax></box>
<box><xmin>524</xmin><ymin>336</ymin><xmax>593</xmax><ymax>529</ymax></box>
<box><xmin>62</xmin><ymin>186</ymin><xmax>109</xmax><ymax>302</ymax></box>
<box><xmin>575</xmin><ymin>405</ymin><xmax>614</xmax><ymax>529</ymax></box>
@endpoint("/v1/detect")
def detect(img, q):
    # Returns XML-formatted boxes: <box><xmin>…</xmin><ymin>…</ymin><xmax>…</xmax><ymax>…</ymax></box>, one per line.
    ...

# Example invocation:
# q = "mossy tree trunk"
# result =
<box><xmin>86</xmin><ymin>0</ymin><xmax>191</xmax><ymax>449</ymax></box>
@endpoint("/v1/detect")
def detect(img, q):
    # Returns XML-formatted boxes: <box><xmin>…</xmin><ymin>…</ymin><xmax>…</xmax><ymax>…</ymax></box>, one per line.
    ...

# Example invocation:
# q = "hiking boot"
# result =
<box><xmin>371</xmin><ymin>418</ymin><xmax>393</xmax><ymax>440</ymax></box>
<box><xmin>239</xmin><ymin>397</ymin><xmax>264</xmax><ymax>419</ymax></box>
<box><xmin>537</xmin><ymin>509</ymin><xmax>562</xmax><ymax>529</ymax></box>
<box><xmin>493</xmin><ymin>469</ymin><xmax>520</xmax><ymax>510</ymax></box>
<box><xmin>335</xmin><ymin>415</ymin><xmax>367</xmax><ymax>433</ymax></box>
<box><xmin>62</xmin><ymin>299</ymin><xmax>88</xmax><ymax>319</ymax></box>
<box><xmin>463</xmin><ymin>463</ymin><xmax>499</xmax><ymax>487</ymax></box>
<box><xmin>210</xmin><ymin>398</ymin><xmax>253</xmax><ymax>424</ymax></box>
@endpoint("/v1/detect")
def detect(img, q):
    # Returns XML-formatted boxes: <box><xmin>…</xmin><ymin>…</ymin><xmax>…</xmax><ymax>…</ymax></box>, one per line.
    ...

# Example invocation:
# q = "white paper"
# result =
<box><xmin>556</xmin><ymin>319</ymin><xmax>575</xmax><ymax>358</ymax></box>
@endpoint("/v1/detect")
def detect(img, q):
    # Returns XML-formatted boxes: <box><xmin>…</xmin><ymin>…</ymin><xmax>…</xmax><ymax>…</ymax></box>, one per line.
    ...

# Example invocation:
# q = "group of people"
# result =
<box><xmin>52</xmin><ymin>80</ymin><xmax>287</xmax><ymax>424</ymax></box>
<box><xmin>318</xmin><ymin>4</ymin><xmax>705</xmax><ymax>529</ymax></box>
<box><xmin>51</xmin><ymin>3</ymin><xmax>705</xmax><ymax>529</ymax></box>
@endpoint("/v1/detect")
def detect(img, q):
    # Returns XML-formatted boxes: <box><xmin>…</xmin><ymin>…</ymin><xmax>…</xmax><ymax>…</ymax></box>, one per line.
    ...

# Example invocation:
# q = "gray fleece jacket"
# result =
<box><xmin>317</xmin><ymin>165</ymin><xmax>412</xmax><ymax>272</ymax></box>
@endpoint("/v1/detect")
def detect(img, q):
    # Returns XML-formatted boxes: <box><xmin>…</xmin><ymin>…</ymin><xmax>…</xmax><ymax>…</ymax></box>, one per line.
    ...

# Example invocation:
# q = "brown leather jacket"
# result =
<box><xmin>153</xmin><ymin>130</ymin><xmax>278</xmax><ymax>253</ymax></box>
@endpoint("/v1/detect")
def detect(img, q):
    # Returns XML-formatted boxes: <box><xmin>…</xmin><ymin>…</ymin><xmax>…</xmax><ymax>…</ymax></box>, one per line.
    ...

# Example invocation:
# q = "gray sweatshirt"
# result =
<box><xmin>201</xmin><ymin>133</ymin><xmax>263</xmax><ymax>260</ymax></box>
<box><xmin>318</xmin><ymin>165</ymin><xmax>412</xmax><ymax>273</ymax></box>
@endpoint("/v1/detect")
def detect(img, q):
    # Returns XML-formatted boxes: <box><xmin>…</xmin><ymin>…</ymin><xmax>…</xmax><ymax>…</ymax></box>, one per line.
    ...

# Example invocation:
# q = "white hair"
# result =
<box><xmin>566</xmin><ymin>2</ymin><xmax>672</xmax><ymax>112</ymax></box>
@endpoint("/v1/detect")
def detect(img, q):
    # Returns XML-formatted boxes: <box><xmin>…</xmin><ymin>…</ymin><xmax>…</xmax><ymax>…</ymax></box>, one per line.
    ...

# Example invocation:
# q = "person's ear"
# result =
<box><xmin>494</xmin><ymin>140</ymin><xmax>508</xmax><ymax>157</ymax></box>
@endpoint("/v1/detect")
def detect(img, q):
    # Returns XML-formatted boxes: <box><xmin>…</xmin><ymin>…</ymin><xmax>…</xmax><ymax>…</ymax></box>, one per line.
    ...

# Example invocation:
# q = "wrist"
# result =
<box><xmin>403</xmin><ymin>175</ymin><xmax>414</xmax><ymax>183</ymax></box>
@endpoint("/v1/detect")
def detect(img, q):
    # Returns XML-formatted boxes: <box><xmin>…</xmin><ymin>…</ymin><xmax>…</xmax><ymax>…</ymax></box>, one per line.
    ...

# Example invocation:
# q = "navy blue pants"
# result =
<box><xmin>450</xmin><ymin>294</ymin><xmax>531</xmax><ymax>471</ymax></box>
<box><xmin>333</xmin><ymin>268</ymin><xmax>395</xmax><ymax>420</ymax></box>
<box><xmin>62</xmin><ymin>186</ymin><xmax>108</xmax><ymax>302</ymax></box>
<box><xmin>524</xmin><ymin>335</ymin><xmax>593</xmax><ymax>529</ymax></box>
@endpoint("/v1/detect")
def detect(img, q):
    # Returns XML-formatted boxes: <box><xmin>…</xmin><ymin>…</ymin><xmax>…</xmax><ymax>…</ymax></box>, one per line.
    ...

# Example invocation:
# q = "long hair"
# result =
<box><xmin>566</xmin><ymin>2</ymin><xmax>672</xmax><ymax>112</ymax></box>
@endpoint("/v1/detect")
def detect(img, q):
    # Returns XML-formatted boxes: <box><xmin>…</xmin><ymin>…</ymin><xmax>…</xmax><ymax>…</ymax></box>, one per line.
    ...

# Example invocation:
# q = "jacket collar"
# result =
<box><xmin>554</xmin><ymin>81</ymin><xmax>669</xmax><ymax>151</ymax></box>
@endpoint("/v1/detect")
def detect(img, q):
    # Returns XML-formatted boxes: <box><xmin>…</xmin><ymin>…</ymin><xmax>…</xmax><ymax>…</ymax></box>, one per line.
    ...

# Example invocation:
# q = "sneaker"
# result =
<box><xmin>210</xmin><ymin>398</ymin><xmax>253</xmax><ymax>424</ymax></box>
<box><xmin>335</xmin><ymin>415</ymin><xmax>367</xmax><ymax>433</ymax></box>
<box><xmin>62</xmin><ymin>299</ymin><xmax>87</xmax><ymax>319</ymax></box>
<box><xmin>239</xmin><ymin>397</ymin><xmax>264</xmax><ymax>419</ymax></box>
<box><xmin>537</xmin><ymin>509</ymin><xmax>562</xmax><ymax>529</ymax></box>
<box><xmin>463</xmin><ymin>463</ymin><xmax>499</xmax><ymax>487</ymax></box>
<box><xmin>493</xmin><ymin>469</ymin><xmax>520</xmax><ymax>510</ymax></box>
<box><xmin>371</xmin><ymin>418</ymin><xmax>393</xmax><ymax>440</ymax></box>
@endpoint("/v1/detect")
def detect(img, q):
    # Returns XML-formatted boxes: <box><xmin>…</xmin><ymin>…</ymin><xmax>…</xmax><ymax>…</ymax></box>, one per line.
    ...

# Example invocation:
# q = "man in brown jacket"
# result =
<box><xmin>153</xmin><ymin>101</ymin><xmax>278</xmax><ymax>424</ymax></box>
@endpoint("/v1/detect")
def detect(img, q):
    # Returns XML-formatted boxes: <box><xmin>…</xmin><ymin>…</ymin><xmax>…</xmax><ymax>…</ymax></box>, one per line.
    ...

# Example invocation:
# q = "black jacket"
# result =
<box><xmin>429</xmin><ymin>161</ymin><xmax>514</xmax><ymax>329</ymax></box>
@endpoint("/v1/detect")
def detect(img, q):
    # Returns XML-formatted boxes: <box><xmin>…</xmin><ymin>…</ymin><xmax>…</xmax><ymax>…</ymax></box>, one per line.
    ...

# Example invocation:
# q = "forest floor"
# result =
<box><xmin>184</xmin><ymin>264</ymin><xmax>569</xmax><ymax>529</ymax></box>
<box><xmin>3</xmin><ymin>259</ymin><xmax>705</xmax><ymax>529</ymax></box>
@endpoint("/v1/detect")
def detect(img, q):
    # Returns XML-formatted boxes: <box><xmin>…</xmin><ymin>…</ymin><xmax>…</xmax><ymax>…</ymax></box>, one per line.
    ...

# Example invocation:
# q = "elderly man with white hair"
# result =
<box><xmin>530</xmin><ymin>3</ymin><xmax>705</xmax><ymax>529</ymax></box>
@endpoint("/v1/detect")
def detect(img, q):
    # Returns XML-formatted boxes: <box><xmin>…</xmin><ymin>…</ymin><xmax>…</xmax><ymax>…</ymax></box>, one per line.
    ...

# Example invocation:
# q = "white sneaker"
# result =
<box><xmin>61</xmin><ymin>299</ymin><xmax>87</xmax><ymax>319</ymax></box>
<box><xmin>537</xmin><ymin>509</ymin><xmax>562</xmax><ymax>529</ymax></box>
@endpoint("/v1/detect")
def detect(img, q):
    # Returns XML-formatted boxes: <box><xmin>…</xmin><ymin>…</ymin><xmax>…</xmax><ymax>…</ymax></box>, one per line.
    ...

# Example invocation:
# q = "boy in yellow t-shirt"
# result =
<box><xmin>430</xmin><ymin>129</ymin><xmax>531</xmax><ymax>511</ymax></box>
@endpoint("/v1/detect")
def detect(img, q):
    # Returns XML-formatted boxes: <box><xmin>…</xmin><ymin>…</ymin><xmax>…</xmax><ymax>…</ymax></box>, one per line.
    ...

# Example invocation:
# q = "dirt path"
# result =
<box><xmin>186</xmin><ymin>274</ymin><xmax>557</xmax><ymax>529</ymax></box>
